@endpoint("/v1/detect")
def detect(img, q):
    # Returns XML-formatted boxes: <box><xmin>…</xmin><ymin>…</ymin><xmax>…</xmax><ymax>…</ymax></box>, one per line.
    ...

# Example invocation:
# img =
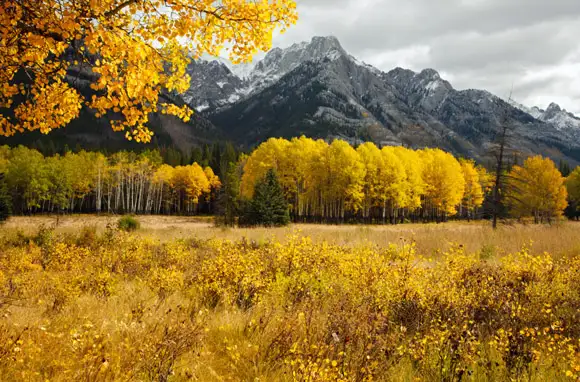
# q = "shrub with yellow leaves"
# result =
<box><xmin>1</xmin><ymin>226</ymin><xmax>580</xmax><ymax>380</ymax></box>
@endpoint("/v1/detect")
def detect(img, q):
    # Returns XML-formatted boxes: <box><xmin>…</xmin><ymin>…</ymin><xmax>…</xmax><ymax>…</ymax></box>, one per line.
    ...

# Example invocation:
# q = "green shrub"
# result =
<box><xmin>117</xmin><ymin>215</ymin><xmax>140</xmax><ymax>232</ymax></box>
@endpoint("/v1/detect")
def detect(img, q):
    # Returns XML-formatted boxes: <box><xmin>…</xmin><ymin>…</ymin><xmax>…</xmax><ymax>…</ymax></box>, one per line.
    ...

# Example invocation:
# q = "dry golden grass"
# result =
<box><xmin>3</xmin><ymin>215</ymin><xmax>580</xmax><ymax>258</ymax></box>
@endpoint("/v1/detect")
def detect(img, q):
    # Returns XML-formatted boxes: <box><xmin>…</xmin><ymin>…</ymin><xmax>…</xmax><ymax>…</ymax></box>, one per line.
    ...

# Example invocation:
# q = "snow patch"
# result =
<box><xmin>195</xmin><ymin>103</ymin><xmax>210</xmax><ymax>112</ymax></box>
<box><xmin>227</xmin><ymin>62</ymin><xmax>256</xmax><ymax>80</ymax></box>
<box><xmin>228</xmin><ymin>94</ymin><xmax>241</xmax><ymax>103</ymax></box>
<box><xmin>326</xmin><ymin>49</ymin><xmax>342</xmax><ymax>61</ymax></box>
<box><xmin>509</xmin><ymin>99</ymin><xmax>580</xmax><ymax>132</ymax></box>
<box><xmin>426</xmin><ymin>80</ymin><xmax>442</xmax><ymax>92</ymax></box>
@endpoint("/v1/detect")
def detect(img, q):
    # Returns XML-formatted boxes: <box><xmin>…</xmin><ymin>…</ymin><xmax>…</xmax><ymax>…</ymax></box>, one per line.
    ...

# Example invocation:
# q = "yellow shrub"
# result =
<box><xmin>0</xmin><ymin>229</ymin><xmax>580</xmax><ymax>381</ymax></box>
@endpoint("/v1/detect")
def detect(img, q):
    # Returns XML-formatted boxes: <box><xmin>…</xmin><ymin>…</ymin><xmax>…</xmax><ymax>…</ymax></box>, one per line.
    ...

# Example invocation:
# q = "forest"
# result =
<box><xmin>1</xmin><ymin>136</ymin><xmax>579</xmax><ymax>225</ymax></box>
<box><xmin>240</xmin><ymin>137</ymin><xmax>578</xmax><ymax>224</ymax></box>
<box><xmin>0</xmin><ymin>146</ymin><xmax>225</xmax><ymax>216</ymax></box>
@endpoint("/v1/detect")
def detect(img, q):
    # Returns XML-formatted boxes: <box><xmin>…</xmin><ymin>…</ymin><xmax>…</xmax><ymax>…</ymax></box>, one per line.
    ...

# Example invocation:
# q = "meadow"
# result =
<box><xmin>1</xmin><ymin>216</ymin><xmax>580</xmax><ymax>381</ymax></box>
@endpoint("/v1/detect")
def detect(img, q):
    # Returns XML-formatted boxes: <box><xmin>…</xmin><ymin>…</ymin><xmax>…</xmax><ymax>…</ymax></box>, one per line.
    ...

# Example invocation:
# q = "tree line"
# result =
<box><xmin>1</xmin><ymin>137</ymin><xmax>580</xmax><ymax>226</ymax></box>
<box><xmin>0</xmin><ymin>146</ymin><xmax>223</xmax><ymax>216</ymax></box>
<box><xmin>236</xmin><ymin>137</ymin><xmax>575</xmax><ymax>225</ymax></box>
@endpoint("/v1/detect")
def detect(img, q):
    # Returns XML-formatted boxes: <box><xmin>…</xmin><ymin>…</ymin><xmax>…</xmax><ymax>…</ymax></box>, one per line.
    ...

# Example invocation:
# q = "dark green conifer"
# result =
<box><xmin>240</xmin><ymin>169</ymin><xmax>289</xmax><ymax>227</ymax></box>
<box><xmin>216</xmin><ymin>162</ymin><xmax>241</xmax><ymax>227</ymax></box>
<box><xmin>0</xmin><ymin>174</ymin><xmax>12</xmax><ymax>223</ymax></box>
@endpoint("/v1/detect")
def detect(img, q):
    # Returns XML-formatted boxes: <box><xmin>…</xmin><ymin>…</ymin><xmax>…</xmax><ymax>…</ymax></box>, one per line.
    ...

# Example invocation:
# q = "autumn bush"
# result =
<box><xmin>117</xmin><ymin>215</ymin><xmax>140</xmax><ymax>232</ymax></box>
<box><xmin>1</xmin><ymin>227</ymin><xmax>580</xmax><ymax>381</ymax></box>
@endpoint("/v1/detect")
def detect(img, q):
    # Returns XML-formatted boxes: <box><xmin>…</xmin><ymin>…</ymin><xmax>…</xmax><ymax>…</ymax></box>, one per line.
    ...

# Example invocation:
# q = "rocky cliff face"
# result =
<box><xmin>185</xmin><ymin>36</ymin><xmax>580</xmax><ymax>163</ymax></box>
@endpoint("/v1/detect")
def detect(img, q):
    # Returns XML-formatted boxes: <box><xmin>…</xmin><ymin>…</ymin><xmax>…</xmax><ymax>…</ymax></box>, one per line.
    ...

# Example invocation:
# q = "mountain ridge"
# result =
<box><xmin>2</xmin><ymin>35</ymin><xmax>580</xmax><ymax>165</ymax></box>
<box><xmin>188</xmin><ymin>35</ymin><xmax>580</xmax><ymax>164</ymax></box>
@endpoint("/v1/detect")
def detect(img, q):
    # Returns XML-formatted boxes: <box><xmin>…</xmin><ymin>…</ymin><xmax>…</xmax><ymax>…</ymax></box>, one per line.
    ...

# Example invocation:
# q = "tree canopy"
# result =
<box><xmin>0</xmin><ymin>0</ymin><xmax>297</xmax><ymax>142</ymax></box>
<box><xmin>566</xmin><ymin>167</ymin><xmax>580</xmax><ymax>218</ymax></box>
<box><xmin>507</xmin><ymin>155</ymin><xmax>568</xmax><ymax>223</ymax></box>
<box><xmin>240</xmin><ymin>137</ymin><xmax>487</xmax><ymax>223</ymax></box>
<box><xmin>0</xmin><ymin>145</ymin><xmax>221</xmax><ymax>215</ymax></box>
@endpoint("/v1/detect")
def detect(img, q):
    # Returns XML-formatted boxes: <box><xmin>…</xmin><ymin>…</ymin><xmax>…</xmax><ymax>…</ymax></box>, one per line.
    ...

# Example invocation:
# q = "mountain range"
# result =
<box><xmin>3</xmin><ymin>35</ymin><xmax>580</xmax><ymax>165</ymax></box>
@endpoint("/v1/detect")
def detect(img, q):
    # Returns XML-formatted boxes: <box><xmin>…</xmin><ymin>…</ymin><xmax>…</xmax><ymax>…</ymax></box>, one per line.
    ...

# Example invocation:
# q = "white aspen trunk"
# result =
<box><xmin>144</xmin><ymin>181</ymin><xmax>151</xmax><ymax>214</ymax></box>
<box><xmin>115</xmin><ymin>169</ymin><xmax>122</xmax><ymax>212</ymax></box>
<box><xmin>127</xmin><ymin>172</ymin><xmax>131</xmax><ymax>213</ymax></box>
<box><xmin>96</xmin><ymin>166</ymin><xmax>102</xmax><ymax>214</ymax></box>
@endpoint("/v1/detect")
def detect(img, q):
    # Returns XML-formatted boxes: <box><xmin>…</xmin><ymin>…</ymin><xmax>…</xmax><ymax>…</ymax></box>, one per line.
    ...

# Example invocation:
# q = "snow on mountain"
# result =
<box><xmin>182</xmin><ymin>59</ymin><xmax>244</xmax><ymax>110</ymax></box>
<box><xmin>214</xmin><ymin>56</ymin><xmax>256</xmax><ymax>80</ymax></box>
<box><xmin>539</xmin><ymin>103</ymin><xmax>580</xmax><ymax>133</ymax></box>
<box><xmin>509</xmin><ymin>99</ymin><xmax>542</xmax><ymax>119</ymax></box>
<box><xmin>244</xmin><ymin>36</ymin><xmax>350</xmax><ymax>94</ymax></box>
<box><xmin>510</xmin><ymin>100</ymin><xmax>580</xmax><ymax>134</ymax></box>
<box><xmin>181</xmin><ymin>35</ymin><xmax>580</xmax><ymax>164</ymax></box>
<box><xmin>186</xmin><ymin>36</ymin><xmax>381</xmax><ymax>111</ymax></box>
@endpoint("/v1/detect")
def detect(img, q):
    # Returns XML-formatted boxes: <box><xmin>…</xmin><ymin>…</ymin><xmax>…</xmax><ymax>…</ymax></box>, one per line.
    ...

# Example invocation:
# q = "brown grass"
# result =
<box><xmin>3</xmin><ymin>215</ymin><xmax>580</xmax><ymax>258</ymax></box>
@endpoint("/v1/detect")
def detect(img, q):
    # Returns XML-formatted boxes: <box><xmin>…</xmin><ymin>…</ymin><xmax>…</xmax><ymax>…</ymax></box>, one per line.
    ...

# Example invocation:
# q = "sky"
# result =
<box><xmin>266</xmin><ymin>0</ymin><xmax>580</xmax><ymax>115</ymax></box>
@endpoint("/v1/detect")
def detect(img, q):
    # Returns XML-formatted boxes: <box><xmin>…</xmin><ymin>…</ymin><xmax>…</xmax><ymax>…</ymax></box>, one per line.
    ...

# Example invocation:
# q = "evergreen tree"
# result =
<box><xmin>240</xmin><ymin>169</ymin><xmax>289</xmax><ymax>227</ymax></box>
<box><xmin>190</xmin><ymin>147</ymin><xmax>203</xmax><ymax>165</ymax></box>
<box><xmin>559</xmin><ymin>159</ymin><xmax>571</xmax><ymax>177</ymax></box>
<box><xmin>210</xmin><ymin>143</ymin><xmax>222</xmax><ymax>176</ymax></box>
<box><xmin>0</xmin><ymin>174</ymin><xmax>11</xmax><ymax>223</ymax></box>
<box><xmin>201</xmin><ymin>144</ymin><xmax>212</xmax><ymax>167</ymax></box>
<box><xmin>164</xmin><ymin>147</ymin><xmax>182</xmax><ymax>166</ymax></box>
<box><xmin>215</xmin><ymin>162</ymin><xmax>241</xmax><ymax>226</ymax></box>
<box><xmin>220</xmin><ymin>142</ymin><xmax>238</xmax><ymax>177</ymax></box>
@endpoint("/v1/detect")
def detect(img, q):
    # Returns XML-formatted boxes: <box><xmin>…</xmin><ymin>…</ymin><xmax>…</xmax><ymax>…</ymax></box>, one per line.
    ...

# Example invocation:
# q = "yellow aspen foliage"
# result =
<box><xmin>0</xmin><ymin>145</ymin><xmax>10</xmax><ymax>173</ymax></box>
<box><xmin>286</xmin><ymin>136</ymin><xmax>328</xmax><ymax>216</ymax></box>
<box><xmin>389</xmin><ymin>146</ymin><xmax>425</xmax><ymax>211</ymax></box>
<box><xmin>420</xmin><ymin>148</ymin><xmax>465</xmax><ymax>216</ymax></box>
<box><xmin>476</xmin><ymin>164</ymin><xmax>493</xmax><ymax>194</ymax></box>
<box><xmin>357</xmin><ymin>142</ymin><xmax>408</xmax><ymax>218</ymax></box>
<box><xmin>566</xmin><ymin>167</ymin><xmax>580</xmax><ymax>210</ymax></box>
<box><xmin>323</xmin><ymin>140</ymin><xmax>365</xmax><ymax>216</ymax></box>
<box><xmin>460</xmin><ymin>159</ymin><xmax>484</xmax><ymax>216</ymax></box>
<box><xmin>357</xmin><ymin>142</ymin><xmax>386</xmax><ymax>217</ymax></box>
<box><xmin>508</xmin><ymin>155</ymin><xmax>568</xmax><ymax>222</ymax></box>
<box><xmin>154</xmin><ymin>164</ymin><xmax>175</xmax><ymax>188</ymax></box>
<box><xmin>379</xmin><ymin>147</ymin><xmax>410</xmax><ymax>210</ymax></box>
<box><xmin>0</xmin><ymin>0</ymin><xmax>298</xmax><ymax>142</ymax></box>
<box><xmin>204</xmin><ymin>166</ymin><xmax>222</xmax><ymax>190</ymax></box>
<box><xmin>240</xmin><ymin>138</ymin><xmax>291</xmax><ymax>199</ymax></box>
<box><xmin>181</xmin><ymin>163</ymin><xmax>211</xmax><ymax>204</ymax></box>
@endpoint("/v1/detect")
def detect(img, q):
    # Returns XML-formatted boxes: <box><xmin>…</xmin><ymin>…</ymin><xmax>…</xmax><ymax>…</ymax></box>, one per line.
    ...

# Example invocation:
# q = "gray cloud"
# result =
<box><xmin>271</xmin><ymin>0</ymin><xmax>580</xmax><ymax>114</ymax></box>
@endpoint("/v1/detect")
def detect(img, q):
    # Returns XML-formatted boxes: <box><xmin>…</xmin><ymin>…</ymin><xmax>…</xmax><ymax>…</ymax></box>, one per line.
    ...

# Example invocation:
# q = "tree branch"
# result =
<box><xmin>104</xmin><ymin>0</ymin><xmax>140</xmax><ymax>18</ymax></box>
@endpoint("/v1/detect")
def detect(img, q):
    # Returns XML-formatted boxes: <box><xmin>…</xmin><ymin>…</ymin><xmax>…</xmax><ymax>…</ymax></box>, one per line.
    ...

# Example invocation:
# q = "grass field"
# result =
<box><xmin>1</xmin><ymin>216</ymin><xmax>580</xmax><ymax>381</ymax></box>
<box><xmin>5</xmin><ymin>214</ymin><xmax>580</xmax><ymax>258</ymax></box>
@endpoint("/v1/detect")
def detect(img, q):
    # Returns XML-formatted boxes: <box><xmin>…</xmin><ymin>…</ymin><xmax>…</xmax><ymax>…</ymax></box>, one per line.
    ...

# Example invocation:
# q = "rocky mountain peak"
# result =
<box><xmin>509</xmin><ymin>101</ymin><xmax>580</xmax><ymax>136</ymax></box>
<box><xmin>418</xmin><ymin>68</ymin><xmax>440</xmax><ymax>80</ymax></box>
<box><xmin>309</xmin><ymin>35</ymin><xmax>345</xmax><ymax>55</ymax></box>
<box><xmin>386</xmin><ymin>67</ymin><xmax>415</xmax><ymax>79</ymax></box>
<box><xmin>416</xmin><ymin>69</ymin><xmax>453</xmax><ymax>90</ymax></box>
<box><xmin>254</xmin><ymin>35</ymin><xmax>347</xmax><ymax>76</ymax></box>
<box><xmin>546</xmin><ymin>102</ymin><xmax>562</xmax><ymax>114</ymax></box>
<box><xmin>205</xmin><ymin>60</ymin><xmax>233</xmax><ymax>76</ymax></box>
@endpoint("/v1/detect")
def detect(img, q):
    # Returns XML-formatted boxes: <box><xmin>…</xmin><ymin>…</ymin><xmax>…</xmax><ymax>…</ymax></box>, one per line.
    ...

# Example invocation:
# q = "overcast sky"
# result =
<box><xmin>267</xmin><ymin>0</ymin><xmax>580</xmax><ymax>114</ymax></box>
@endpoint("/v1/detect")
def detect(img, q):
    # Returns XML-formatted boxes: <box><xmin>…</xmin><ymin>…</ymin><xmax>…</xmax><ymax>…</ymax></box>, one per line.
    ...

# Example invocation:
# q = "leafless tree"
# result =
<box><xmin>490</xmin><ymin>92</ymin><xmax>515</xmax><ymax>229</ymax></box>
